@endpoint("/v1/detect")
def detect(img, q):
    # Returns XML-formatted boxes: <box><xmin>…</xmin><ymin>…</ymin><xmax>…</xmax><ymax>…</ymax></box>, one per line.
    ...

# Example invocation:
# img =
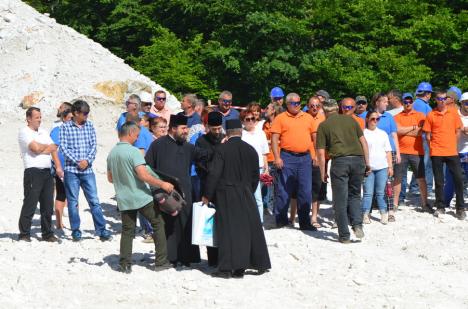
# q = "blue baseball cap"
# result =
<box><xmin>448</xmin><ymin>86</ymin><xmax>462</xmax><ymax>101</ymax></box>
<box><xmin>270</xmin><ymin>87</ymin><xmax>284</xmax><ymax>98</ymax></box>
<box><xmin>402</xmin><ymin>92</ymin><xmax>414</xmax><ymax>99</ymax></box>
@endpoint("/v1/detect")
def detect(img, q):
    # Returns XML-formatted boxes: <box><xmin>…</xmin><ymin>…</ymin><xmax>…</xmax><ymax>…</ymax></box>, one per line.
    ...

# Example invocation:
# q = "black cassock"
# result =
<box><xmin>205</xmin><ymin>136</ymin><xmax>271</xmax><ymax>271</ymax></box>
<box><xmin>145</xmin><ymin>135</ymin><xmax>211</xmax><ymax>264</ymax></box>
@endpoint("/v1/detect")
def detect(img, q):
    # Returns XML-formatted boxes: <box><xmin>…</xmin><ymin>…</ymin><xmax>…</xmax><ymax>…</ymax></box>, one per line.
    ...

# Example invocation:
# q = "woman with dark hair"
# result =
<box><xmin>361</xmin><ymin>110</ymin><xmax>393</xmax><ymax>224</ymax></box>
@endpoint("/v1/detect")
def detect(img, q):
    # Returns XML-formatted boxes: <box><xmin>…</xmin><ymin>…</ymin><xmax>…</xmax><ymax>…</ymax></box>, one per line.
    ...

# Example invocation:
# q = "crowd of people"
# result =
<box><xmin>17</xmin><ymin>81</ymin><xmax>468</xmax><ymax>277</ymax></box>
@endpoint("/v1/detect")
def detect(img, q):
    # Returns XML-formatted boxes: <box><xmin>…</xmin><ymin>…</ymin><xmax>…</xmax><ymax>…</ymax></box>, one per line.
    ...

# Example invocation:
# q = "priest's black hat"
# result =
<box><xmin>207</xmin><ymin>111</ymin><xmax>223</xmax><ymax>126</ymax></box>
<box><xmin>226</xmin><ymin>119</ymin><xmax>242</xmax><ymax>130</ymax></box>
<box><xmin>169</xmin><ymin>114</ymin><xmax>188</xmax><ymax>128</ymax></box>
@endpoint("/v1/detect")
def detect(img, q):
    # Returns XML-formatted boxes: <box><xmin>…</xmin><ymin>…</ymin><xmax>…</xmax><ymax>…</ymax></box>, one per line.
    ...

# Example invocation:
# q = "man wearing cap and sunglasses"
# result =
<box><xmin>355</xmin><ymin>96</ymin><xmax>368</xmax><ymax>119</ymax></box>
<box><xmin>270</xmin><ymin>86</ymin><xmax>285</xmax><ymax>110</ymax></box>
<box><xmin>423</xmin><ymin>90</ymin><xmax>466</xmax><ymax>219</ymax></box>
<box><xmin>393</xmin><ymin>93</ymin><xmax>431</xmax><ymax>215</ymax></box>
<box><xmin>151</xmin><ymin>90</ymin><xmax>172</xmax><ymax>123</ymax></box>
<box><xmin>271</xmin><ymin>93</ymin><xmax>316</xmax><ymax>231</ymax></box>
<box><xmin>215</xmin><ymin>90</ymin><xmax>240</xmax><ymax>129</ymax></box>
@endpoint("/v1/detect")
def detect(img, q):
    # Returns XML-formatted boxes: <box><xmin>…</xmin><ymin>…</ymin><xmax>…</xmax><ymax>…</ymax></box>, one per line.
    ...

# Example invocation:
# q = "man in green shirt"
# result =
<box><xmin>107</xmin><ymin>121</ymin><xmax>174</xmax><ymax>273</ymax></box>
<box><xmin>317</xmin><ymin>99</ymin><xmax>370</xmax><ymax>244</ymax></box>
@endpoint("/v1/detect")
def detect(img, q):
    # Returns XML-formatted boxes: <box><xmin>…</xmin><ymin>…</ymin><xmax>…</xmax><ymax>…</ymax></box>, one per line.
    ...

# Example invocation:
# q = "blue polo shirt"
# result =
<box><xmin>413</xmin><ymin>98</ymin><xmax>432</xmax><ymax>116</ymax></box>
<box><xmin>116</xmin><ymin>111</ymin><xmax>146</xmax><ymax>130</ymax></box>
<box><xmin>214</xmin><ymin>107</ymin><xmax>240</xmax><ymax>129</ymax></box>
<box><xmin>133</xmin><ymin>126</ymin><xmax>153</xmax><ymax>154</ymax></box>
<box><xmin>357</xmin><ymin>111</ymin><xmax>367</xmax><ymax>120</ymax></box>
<box><xmin>178</xmin><ymin>111</ymin><xmax>202</xmax><ymax>128</ymax></box>
<box><xmin>357</xmin><ymin>111</ymin><xmax>397</xmax><ymax>150</ymax></box>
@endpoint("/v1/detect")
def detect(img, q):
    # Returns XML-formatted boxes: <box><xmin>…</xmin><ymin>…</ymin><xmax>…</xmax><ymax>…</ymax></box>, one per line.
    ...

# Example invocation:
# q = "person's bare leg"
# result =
<box><xmin>55</xmin><ymin>200</ymin><xmax>66</xmax><ymax>229</ymax></box>
<box><xmin>311</xmin><ymin>201</ymin><xmax>321</xmax><ymax>228</ymax></box>
<box><xmin>417</xmin><ymin>178</ymin><xmax>428</xmax><ymax>206</ymax></box>
<box><xmin>289</xmin><ymin>199</ymin><xmax>297</xmax><ymax>224</ymax></box>
<box><xmin>393</xmin><ymin>180</ymin><xmax>401</xmax><ymax>210</ymax></box>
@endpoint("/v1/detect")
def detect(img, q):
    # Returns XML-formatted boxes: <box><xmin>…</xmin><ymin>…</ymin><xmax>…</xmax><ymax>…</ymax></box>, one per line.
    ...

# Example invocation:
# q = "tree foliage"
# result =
<box><xmin>27</xmin><ymin>0</ymin><xmax>467</xmax><ymax>104</ymax></box>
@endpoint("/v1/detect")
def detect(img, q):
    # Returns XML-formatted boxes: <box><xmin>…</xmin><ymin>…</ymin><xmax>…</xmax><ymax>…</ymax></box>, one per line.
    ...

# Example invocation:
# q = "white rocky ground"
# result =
<box><xmin>0</xmin><ymin>0</ymin><xmax>468</xmax><ymax>308</ymax></box>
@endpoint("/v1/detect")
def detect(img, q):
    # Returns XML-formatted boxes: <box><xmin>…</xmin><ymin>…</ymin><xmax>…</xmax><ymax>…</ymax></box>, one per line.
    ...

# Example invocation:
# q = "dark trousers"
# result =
<box><xmin>19</xmin><ymin>168</ymin><xmax>54</xmax><ymax>238</ymax></box>
<box><xmin>274</xmin><ymin>151</ymin><xmax>312</xmax><ymax>228</ymax></box>
<box><xmin>330</xmin><ymin>156</ymin><xmax>365</xmax><ymax>240</ymax></box>
<box><xmin>431</xmin><ymin>156</ymin><xmax>465</xmax><ymax>209</ymax></box>
<box><xmin>120</xmin><ymin>202</ymin><xmax>167</xmax><ymax>267</ymax></box>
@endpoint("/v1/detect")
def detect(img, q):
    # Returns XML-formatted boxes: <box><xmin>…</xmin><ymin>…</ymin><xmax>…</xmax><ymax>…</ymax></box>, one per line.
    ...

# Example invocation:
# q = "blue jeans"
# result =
<box><xmin>274</xmin><ymin>151</ymin><xmax>312</xmax><ymax>228</ymax></box>
<box><xmin>444</xmin><ymin>152</ymin><xmax>468</xmax><ymax>206</ymax></box>
<box><xmin>362</xmin><ymin>168</ymin><xmax>388</xmax><ymax>213</ymax></box>
<box><xmin>261</xmin><ymin>163</ymin><xmax>275</xmax><ymax>213</ymax></box>
<box><xmin>64</xmin><ymin>171</ymin><xmax>107</xmax><ymax>236</ymax></box>
<box><xmin>423</xmin><ymin>138</ymin><xmax>434</xmax><ymax>192</ymax></box>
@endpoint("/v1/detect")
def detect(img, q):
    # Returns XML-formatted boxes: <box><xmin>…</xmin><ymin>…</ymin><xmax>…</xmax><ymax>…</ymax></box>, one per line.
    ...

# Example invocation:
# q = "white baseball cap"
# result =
<box><xmin>139</xmin><ymin>92</ymin><xmax>153</xmax><ymax>103</ymax></box>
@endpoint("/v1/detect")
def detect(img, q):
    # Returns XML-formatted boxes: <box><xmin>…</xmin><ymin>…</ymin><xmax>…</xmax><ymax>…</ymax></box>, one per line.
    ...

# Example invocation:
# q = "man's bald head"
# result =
<box><xmin>341</xmin><ymin>97</ymin><xmax>356</xmax><ymax>115</ymax></box>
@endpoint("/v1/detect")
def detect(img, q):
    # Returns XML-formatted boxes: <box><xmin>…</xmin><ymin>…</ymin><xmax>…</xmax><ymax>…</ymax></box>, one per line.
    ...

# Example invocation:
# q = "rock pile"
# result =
<box><xmin>0</xmin><ymin>0</ymin><xmax>179</xmax><ymax>114</ymax></box>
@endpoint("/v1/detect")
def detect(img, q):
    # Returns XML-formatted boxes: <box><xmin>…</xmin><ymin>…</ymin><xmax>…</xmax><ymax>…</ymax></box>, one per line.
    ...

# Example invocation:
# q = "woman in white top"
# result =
<box><xmin>241</xmin><ymin>110</ymin><xmax>269</xmax><ymax>223</ymax></box>
<box><xmin>362</xmin><ymin>110</ymin><xmax>393</xmax><ymax>224</ymax></box>
<box><xmin>246</xmin><ymin>102</ymin><xmax>265</xmax><ymax>132</ymax></box>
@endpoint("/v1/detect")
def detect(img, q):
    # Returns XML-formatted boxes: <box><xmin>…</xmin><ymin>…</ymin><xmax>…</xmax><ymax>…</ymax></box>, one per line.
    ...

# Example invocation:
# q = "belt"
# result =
<box><xmin>281</xmin><ymin>149</ymin><xmax>308</xmax><ymax>156</ymax></box>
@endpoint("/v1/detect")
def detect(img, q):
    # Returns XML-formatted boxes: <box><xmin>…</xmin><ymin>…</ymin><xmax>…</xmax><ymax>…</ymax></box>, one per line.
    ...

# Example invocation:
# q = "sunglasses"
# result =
<box><xmin>155</xmin><ymin>97</ymin><xmax>166</xmax><ymax>101</ymax></box>
<box><xmin>342</xmin><ymin>105</ymin><xmax>354</xmax><ymax>110</ymax></box>
<box><xmin>309</xmin><ymin>104</ymin><xmax>320</xmax><ymax>108</ymax></box>
<box><xmin>369</xmin><ymin>117</ymin><xmax>381</xmax><ymax>122</ymax></box>
<box><xmin>244</xmin><ymin>117</ymin><xmax>256</xmax><ymax>122</ymax></box>
<box><xmin>289</xmin><ymin>101</ymin><xmax>301</xmax><ymax>106</ymax></box>
<box><xmin>435</xmin><ymin>97</ymin><xmax>447</xmax><ymax>101</ymax></box>
<box><xmin>356</xmin><ymin>101</ymin><xmax>367</xmax><ymax>105</ymax></box>
<box><xmin>222</xmin><ymin>99</ymin><xmax>232</xmax><ymax>104</ymax></box>
<box><xmin>273</xmin><ymin>97</ymin><xmax>283</xmax><ymax>101</ymax></box>
<box><xmin>464</xmin><ymin>101</ymin><xmax>468</xmax><ymax>106</ymax></box>
<box><xmin>143</xmin><ymin>102</ymin><xmax>152</xmax><ymax>106</ymax></box>
<box><xmin>403</xmin><ymin>99</ymin><xmax>413</xmax><ymax>105</ymax></box>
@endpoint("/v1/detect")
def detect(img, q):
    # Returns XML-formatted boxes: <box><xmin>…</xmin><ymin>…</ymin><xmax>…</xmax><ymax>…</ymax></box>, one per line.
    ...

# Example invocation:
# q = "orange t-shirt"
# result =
<box><xmin>308</xmin><ymin>113</ymin><xmax>326</xmax><ymax>159</ymax></box>
<box><xmin>394</xmin><ymin>110</ymin><xmax>425</xmax><ymax>155</ymax></box>
<box><xmin>422</xmin><ymin>108</ymin><xmax>463</xmax><ymax>156</ymax></box>
<box><xmin>270</xmin><ymin>111</ymin><xmax>314</xmax><ymax>153</ymax></box>
<box><xmin>262</xmin><ymin>121</ymin><xmax>275</xmax><ymax>162</ymax></box>
<box><xmin>352</xmin><ymin>114</ymin><xmax>365</xmax><ymax>130</ymax></box>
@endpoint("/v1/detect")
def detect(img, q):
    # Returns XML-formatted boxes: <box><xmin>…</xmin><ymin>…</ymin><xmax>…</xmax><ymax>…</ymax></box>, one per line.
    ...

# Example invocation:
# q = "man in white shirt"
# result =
<box><xmin>18</xmin><ymin>107</ymin><xmax>59</xmax><ymax>242</ymax></box>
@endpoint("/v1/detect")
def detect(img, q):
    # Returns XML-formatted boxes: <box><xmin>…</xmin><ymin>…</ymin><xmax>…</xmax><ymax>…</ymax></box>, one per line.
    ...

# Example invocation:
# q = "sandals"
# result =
<box><xmin>311</xmin><ymin>221</ymin><xmax>322</xmax><ymax>228</ymax></box>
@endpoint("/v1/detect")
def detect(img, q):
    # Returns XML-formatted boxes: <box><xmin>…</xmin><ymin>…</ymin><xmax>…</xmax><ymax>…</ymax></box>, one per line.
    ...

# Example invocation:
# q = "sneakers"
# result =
<box><xmin>18</xmin><ymin>235</ymin><xmax>31</xmax><ymax>242</ymax></box>
<box><xmin>455</xmin><ymin>209</ymin><xmax>466</xmax><ymax>220</ymax></box>
<box><xmin>142</xmin><ymin>233</ymin><xmax>154</xmax><ymax>243</ymax></box>
<box><xmin>43</xmin><ymin>235</ymin><xmax>58</xmax><ymax>242</ymax></box>
<box><xmin>99</xmin><ymin>230</ymin><xmax>112</xmax><ymax>242</ymax></box>
<box><xmin>363</xmin><ymin>213</ymin><xmax>371</xmax><ymax>224</ymax></box>
<box><xmin>352</xmin><ymin>225</ymin><xmax>365</xmax><ymax>239</ymax></box>
<box><xmin>433</xmin><ymin>207</ymin><xmax>445</xmax><ymax>217</ymax></box>
<box><xmin>71</xmin><ymin>230</ymin><xmax>82</xmax><ymax>242</ymax></box>
<box><xmin>380</xmin><ymin>212</ymin><xmax>388</xmax><ymax>225</ymax></box>
<box><xmin>388</xmin><ymin>210</ymin><xmax>396</xmax><ymax>222</ymax></box>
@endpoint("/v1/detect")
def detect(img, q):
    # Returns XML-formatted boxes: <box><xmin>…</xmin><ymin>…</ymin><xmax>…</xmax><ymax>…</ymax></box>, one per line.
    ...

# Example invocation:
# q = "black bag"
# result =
<box><xmin>150</xmin><ymin>168</ymin><xmax>187</xmax><ymax>214</ymax></box>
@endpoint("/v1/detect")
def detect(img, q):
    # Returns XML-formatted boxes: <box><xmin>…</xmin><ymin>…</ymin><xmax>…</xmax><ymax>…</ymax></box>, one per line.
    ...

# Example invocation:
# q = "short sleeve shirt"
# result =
<box><xmin>309</xmin><ymin>113</ymin><xmax>326</xmax><ymax>159</ymax></box>
<box><xmin>18</xmin><ymin>127</ymin><xmax>53</xmax><ymax>169</ymax></box>
<box><xmin>423</xmin><ymin>108</ymin><xmax>463</xmax><ymax>156</ymax></box>
<box><xmin>133</xmin><ymin>126</ymin><xmax>153</xmax><ymax>154</ymax></box>
<box><xmin>107</xmin><ymin>142</ymin><xmax>154</xmax><ymax>211</ymax></box>
<box><xmin>270</xmin><ymin>111</ymin><xmax>314</xmax><ymax>153</ymax></box>
<box><xmin>413</xmin><ymin>98</ymin><xmax>432</xmax><ymax>116</ymax></box>
<box><xmin>394</xmin><ymin>110</ymin><xmax>425</xmax><ymax>155</ymax></box>
<box><xmin>376</xmin><ymin>112</ymin><xmax>397</xmax><ymax>151</ymax></box>
<box><xmin>242</xmin><ymin>129</ymin><xmax>269</xmax><ymax>168</ymax></box>
<box><xmin>364</xmin><ymin>128</ymin><xmax>392</xmax><ymax>170</ymax></box>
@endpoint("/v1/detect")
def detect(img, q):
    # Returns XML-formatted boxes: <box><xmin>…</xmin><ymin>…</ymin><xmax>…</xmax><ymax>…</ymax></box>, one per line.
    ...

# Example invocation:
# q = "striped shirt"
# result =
<box><xmin>59</xmin><ymin>120</ymin><xmax>97</xmax><ymax>174</ymax></box>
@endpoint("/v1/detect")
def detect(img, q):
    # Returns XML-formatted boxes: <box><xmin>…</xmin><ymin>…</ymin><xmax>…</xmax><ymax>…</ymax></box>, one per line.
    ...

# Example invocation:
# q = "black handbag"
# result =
<box><xmin>150</xmin><ymin>168</ymin><xmax>187</xmax><ymax>214</ymax></box>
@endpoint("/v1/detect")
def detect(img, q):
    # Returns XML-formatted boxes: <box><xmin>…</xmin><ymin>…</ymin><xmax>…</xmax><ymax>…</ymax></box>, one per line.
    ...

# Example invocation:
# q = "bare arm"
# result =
<box><xmin>51</xmin><ymin>150</ymin><xmax>64</xmax><ymax>179</ymax></box>
<box><xmin>272</xmin><ymin>133</ymin><xmax>283</xmax><ymax>169</ymax></box>
<box><xmin>107</xmin><ymin>170</ymin><xmax>113</xmax><ymax>183</ymax></box>
<box><xmin>386</xmin><ymin>151</ymin><xmax>393</xmax><ymax>177</ymax></box>
<box><xmin>397</xmin><ymin>125</ymin><xmax>421</xmax><ymax>137</ymax></box>
<box><xmin>262</xmin><ymin>155</ymin><xmax>269</xmax><ymax>174</ymax></box>
<box><xmin>359</xmin><ymin>136</ymin><xmax>370</xmax><ymax>174</ymax></box>
<box><xmin>135</xmin><ymin>165</ymin><xmax>173</xmax><ymax>193</ymax></box>
<box><xmin>28</xmin><ymin>141</ymin><xmax>49</xmax><ymax>154</ymax></box>
<box><xmin>392</xmin><ymin>132</ymin><xmax>401</xmax><ymax>164</ymax></box>
<box><xmin>318</xmin><ymin>149</ymin><xmax>327</xmax><ymax>183</ymax></box>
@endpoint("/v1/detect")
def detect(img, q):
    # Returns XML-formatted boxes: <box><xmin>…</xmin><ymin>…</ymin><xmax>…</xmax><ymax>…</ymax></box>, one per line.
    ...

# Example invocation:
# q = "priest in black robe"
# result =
<box><xmin>203</xmin><ymin>119</ymin><xmax>271</xmax><ymax>278</ymax></box>
<box><xmin>145</xmin><ymin>114</ymin><xmax>212</xmax><ymax>266</ymax></box>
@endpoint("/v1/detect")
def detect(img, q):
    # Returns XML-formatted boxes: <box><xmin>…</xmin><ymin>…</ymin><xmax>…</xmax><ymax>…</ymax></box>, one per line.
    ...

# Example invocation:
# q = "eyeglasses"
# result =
<box><xmin>155</xmin><ymin>97</ymin><xmax>166</xmax><ymax>101</ymax></box>
<box><xmin>289</xmin><ymin>101</ymin><xmax>301</xmax><ymax>106</ymax></box>
<box><xmin>369</xmin><ymin>117</ymin><xmax>380</xmax><ymax>122</ymax></box>
<box><xmin>356</xmin><ymin>101</ymin><xmax>367</xmax><ymax>106</ymax></box>
<box><xmin>342</xmin><ymin>105</ymin><xmax>354</xmax><ymax>110</ymax></box>
<box><xmin>435</xmin><ymin>97</ymin><xmax>447</xmax><ymax>101</ymax></box>
<box><xmin>221</xmin><ymin>99</ymin><xmax>232</xmax><ymax>104</ymax></box>
<box><xmin>403</xmin><ymin>99</ymin><xmax>413</xmax><ymax>105</ymax></box>
<box><xmin>244</xmin><ymin>117</ymin><xmax>256</xmax><ymax>122</ymax></box>
<box><xmin>273</xmin><ymin>97</ymin><xmax>283</xmax><ymax>101</ymax></box>
<box><xmin>156</xmin><ymin>125</ymin><xmax>167</xmax><ymax>129</ymax></box>
<box><xmin>143</xmin><ymin>102</ymin><xmax>152</xmax><ymax>106</ymax></box>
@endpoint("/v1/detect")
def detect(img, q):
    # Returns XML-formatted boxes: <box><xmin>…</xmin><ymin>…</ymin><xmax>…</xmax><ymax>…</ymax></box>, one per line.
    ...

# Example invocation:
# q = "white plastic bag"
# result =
<box><xmin>191</xmin><ymin>201</ymin><xmax>217</xmax><ymax>247</ymax></box>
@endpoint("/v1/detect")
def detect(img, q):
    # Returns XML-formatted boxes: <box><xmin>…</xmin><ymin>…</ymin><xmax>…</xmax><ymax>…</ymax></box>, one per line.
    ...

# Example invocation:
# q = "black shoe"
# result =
<box><xmin>42</xmin><ymin>235</ymin><xmax>58</xmax><ymax>242</ymax></box>
<box><xmin>255</xmin><ymin>269</ymin><xmax>269</xmax><ymax>276</ymax></box>
<box><xmin>456</xmin><ymin>209</ymin><xmax>466</xmax><ymax>220</ymax></box>
<box><xmin>275</xmin><ymin>222</ymin><xmax>288</xmax><ymax>229</ymax></box>
<box><xmin>154</xmin><ymin>262</ymin><xmax>173</xmax><ymax>272</ymax></box>
<box><xmin>352</xmin><ymin>225</ymin><xmax>364</xmax><ymax>239</ymax></box>
<box><xmin>232</xmin><ymin>269</ymin><xmax>245</xmax><ymax>278</ymax></box>
<box><xmin>420</xmin><ymin>204</ymin><xmax>434</xmax><ymax>214</ymax></box>
<box><xmin>18</xmin><ymin>235</ymin><xmax>31</xmax><ymax>242</ymax></box>
<box><xmin>299</xmin><ymin>224</ymin><xmax>317</xmax><ymax>232</ymax></box>
<box><xmin>211</xmin><ymin>271</ymin><xmax>231</xmax><ymax>279</ymax></box>
<box><xmin>117</xmin><ymin>264</ymin><xmax>132</xmax><ymax>274</ymax></box>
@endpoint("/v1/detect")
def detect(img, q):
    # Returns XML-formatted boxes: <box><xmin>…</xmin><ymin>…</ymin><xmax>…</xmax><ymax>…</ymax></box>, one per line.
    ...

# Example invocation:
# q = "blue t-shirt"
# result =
<box><xmin>376</xmin><ymin>112</ymin><xmax>397</xmax><ymax>151</ymax></box>
<box><xmin>50</xmin><ymin>126</ymin><xmax>65</xmax><ymax>169</ymax></box>
<box><xmin>133</xmin><ymin>126</ymin><xmax>153</xmax><ymax>154</ymax></box>
<box><xmin>186</xmin><ymin>112</ymin><xmax>202</xmax><ymax>128</ymax></box>
<box><xmin>214</xmin><ymin>107</ymin><xmax>240</xmax><ymax>129</ymax></box>
<box><xmin>413</xmin><ymin>98</ymin><xmax>432</xmax><ymax>116</ymax></box>
<box><xmin>357</xmin><ymin>111</ymin><xmax>367</xmax><ymax>120</ymax></box>
<box><xmin>116</xmin><ymin>111</ymin><xmax>146</xmax><ymax>130</ymax></box>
